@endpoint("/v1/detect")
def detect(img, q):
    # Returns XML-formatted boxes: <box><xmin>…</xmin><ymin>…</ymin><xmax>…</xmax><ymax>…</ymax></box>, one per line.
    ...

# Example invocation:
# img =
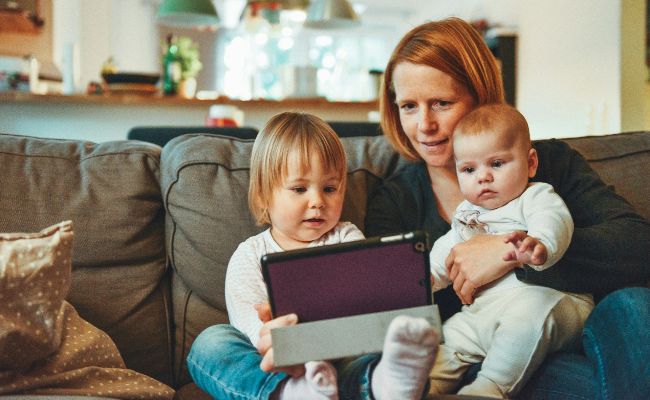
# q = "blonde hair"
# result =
<box><xmin>380</xmin><ymin>17</ymin><xmax>505</xmax><ymax>161</ymax></box>
<box><xmin>453</xmin><ymin>104</ymin><xmax>530</xmax><ymax>149</ymax></box>
<box><xmin>248</xmin><ymin>112</ymin><xmax>347</xmax><ymax>225</ymax></box>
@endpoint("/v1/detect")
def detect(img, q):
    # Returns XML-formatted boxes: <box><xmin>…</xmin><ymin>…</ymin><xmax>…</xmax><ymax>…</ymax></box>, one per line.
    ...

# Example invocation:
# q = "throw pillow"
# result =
<box><xmin>0</xmin><ymin>221</ymin><xmax>174</xmax><ymax>399</ymax></box>
<box><xmin>0</xmin><ymin>220</ymin><xmax>73</xmax><ymax>370</ymax></box>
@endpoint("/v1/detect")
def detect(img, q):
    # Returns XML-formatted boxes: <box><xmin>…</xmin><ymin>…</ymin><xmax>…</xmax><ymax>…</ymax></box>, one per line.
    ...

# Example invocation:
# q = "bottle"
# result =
<box><xmin>24</xmin><ymin>54</ymin><xmax>40</xmax><ymax>94</ymax></box>
<box><xmin>162</xmin><ymin>34</ymin><xmax>181</xmax><ymax>96</ymax></box>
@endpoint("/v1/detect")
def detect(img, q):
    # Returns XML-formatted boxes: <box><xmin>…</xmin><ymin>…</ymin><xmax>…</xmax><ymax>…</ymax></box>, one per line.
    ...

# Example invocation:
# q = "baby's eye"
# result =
<box><xmin>461</xmin><ymin>167</ymin><xmax>475</xmax><ymax>174</ymax></box>
<box><xmin>492</xmin><ymin>160</ymin><xmax>504</xmax><ymax>168</ymax></box>
<box><xmin>291</xmin><ymin>187</ymin><xmax>307</xmax><ymax>193</ymax></box>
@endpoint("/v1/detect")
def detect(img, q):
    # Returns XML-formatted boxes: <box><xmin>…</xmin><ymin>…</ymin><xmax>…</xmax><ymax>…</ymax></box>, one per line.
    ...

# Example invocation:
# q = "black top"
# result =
<box><xmin>365</xmin><ymin>139</ymin><xmax>650</xmax><ymax>321</ymax></box>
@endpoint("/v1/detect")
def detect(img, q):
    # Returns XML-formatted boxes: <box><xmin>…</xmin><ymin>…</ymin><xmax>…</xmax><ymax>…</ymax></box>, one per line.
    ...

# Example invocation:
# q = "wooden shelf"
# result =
<box><xmin>0</xmin><ymin>91</ymin><xmax>378</xmax><ymax>109</ymax></box>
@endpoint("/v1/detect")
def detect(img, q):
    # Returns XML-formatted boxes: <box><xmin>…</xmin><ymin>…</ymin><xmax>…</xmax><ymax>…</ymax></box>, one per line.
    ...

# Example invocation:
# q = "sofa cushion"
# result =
<box><xmin>161</xmin><ymin>133</ymin><xmax>403</xmax><ymax>385</ymax></box>
<box><xmin>0</xmin><ymin>133</ymin><xmax>172</xmax><ymax>386</ymax></box>
<box><xmin>562</xmin><ymin>131</ymin><xmax>650</xmax><ymax>220</ymax></box>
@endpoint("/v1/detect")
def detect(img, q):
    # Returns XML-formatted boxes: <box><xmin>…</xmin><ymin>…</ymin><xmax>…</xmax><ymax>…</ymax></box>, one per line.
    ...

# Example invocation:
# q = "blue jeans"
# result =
<box><xmin>516</xmin><ymin>287</ymin><xmax>650</xmax><ymax>399</ymax></box>
<box><xmin>188</xmin><ymin>287</ymin><xmax>650</xmax><ymax>400</ymax></box>
<box><xmin>186</xmin><ymin>324</ymin><xmax>380</xmax><ymax>400</ymax></box>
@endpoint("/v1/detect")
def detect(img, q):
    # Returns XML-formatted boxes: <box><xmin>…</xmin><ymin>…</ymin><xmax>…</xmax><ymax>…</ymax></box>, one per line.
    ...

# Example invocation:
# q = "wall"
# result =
<box><xmin>517</xmin><ymin>0</ymin><xmax>621</xmax><ymax>138</ymax></box>
<box><xmin>52</xmin><ymin>0</ymin><xmax>160</xmax><ymax>91</ymax></box>
<box><xmin>621</xmin><ymin>0</ymin><xmax>647</xmax><ymax>132</ymax></box>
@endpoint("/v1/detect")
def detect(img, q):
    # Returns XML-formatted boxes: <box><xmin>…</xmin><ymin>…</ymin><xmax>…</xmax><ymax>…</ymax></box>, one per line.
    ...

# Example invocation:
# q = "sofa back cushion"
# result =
<box><xmin>161</xmin><ymin>133</ymin><xmax>403</xmax><ymax>385</ymax></box>
<box><xmin>563</xmin><ymin>131</ymin><xmax>650</xmax><ymax>220</ymax></box>
<box><xmin>0</xmin><ymin>133</ymin><xmax>172</xmax><ymax>385</ymax></box>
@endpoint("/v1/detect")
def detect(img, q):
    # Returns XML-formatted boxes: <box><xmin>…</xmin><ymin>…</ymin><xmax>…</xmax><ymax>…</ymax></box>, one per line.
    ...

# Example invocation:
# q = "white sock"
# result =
<box><xmin>371</xmin><ymin>315</ymin><xmax>439</xmax><ymax>400</ymax></box>
<box><xmin>277</xmin><ymin>361</ymin><xmax>339</xmax><ymax>400</ymax></box>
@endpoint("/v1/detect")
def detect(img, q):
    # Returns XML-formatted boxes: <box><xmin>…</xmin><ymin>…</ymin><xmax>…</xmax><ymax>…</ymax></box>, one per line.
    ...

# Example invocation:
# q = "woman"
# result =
<box><xmin>365</xmin><ymin>17</ymin><xmax>650</xmax><ymax>399</ymax></box>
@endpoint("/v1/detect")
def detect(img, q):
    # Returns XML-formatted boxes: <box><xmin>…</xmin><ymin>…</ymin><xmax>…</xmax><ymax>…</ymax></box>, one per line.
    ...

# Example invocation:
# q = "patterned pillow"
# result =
<box><xmin>0</xmin><ymin>220</ymin><xmax>73</xmax><ymax>370</ymax></box>
<box><xmin>0</xmin><ymin>221</ymin><xmax>174</xmax><ymax>399</ymax></box>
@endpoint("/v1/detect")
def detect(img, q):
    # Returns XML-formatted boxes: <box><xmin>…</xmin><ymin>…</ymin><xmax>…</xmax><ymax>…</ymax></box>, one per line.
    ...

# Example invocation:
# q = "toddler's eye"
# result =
<box><xmin>291</xmin><ymin>187</ymin><xmax>307</xmax><ymax>193</ymax></box>
<box><xmin>462</xmin><ymin>167</ymin><xmax>475</xmax><ymax>174</ymax></box>
<box><xmin>324</xmin><ymin>186</ymin><xmax>338</xmax><ymax>193</ymax></box>
<box><xmin>492</xmin><ymin>160</ymin><xmax>504</xmax><ymax>168</ymax></box>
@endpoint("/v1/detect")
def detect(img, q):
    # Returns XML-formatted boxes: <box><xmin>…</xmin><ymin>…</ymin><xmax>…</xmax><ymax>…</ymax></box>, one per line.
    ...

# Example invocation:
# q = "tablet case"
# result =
<box><xmin>261</xmin><ymin>230</ymin><xmax>432</xmax><ymax>323</ymax></box>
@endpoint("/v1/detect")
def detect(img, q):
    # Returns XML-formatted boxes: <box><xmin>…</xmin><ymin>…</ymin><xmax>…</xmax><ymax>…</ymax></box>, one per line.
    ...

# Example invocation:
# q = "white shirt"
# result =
<box><xmin>225</xmin><ymin>221</ymin><xmax>365</xmax><ymax>346</ymax></box>
<box><xmin>430</xmin><ymin>182</ymin><xmax>574</xmax><ymax>295</ymax></box>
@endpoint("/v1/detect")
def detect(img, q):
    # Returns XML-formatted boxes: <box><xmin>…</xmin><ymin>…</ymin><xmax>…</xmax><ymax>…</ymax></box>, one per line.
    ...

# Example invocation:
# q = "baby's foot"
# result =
<box><xmin>371</xmin><ymin>315</ymin><xmax>439</xmax><ymax>400</ymax></box>
<box><xmin>277</xmin><ymin>361</ymin><xmax>339</xmax><ymax>400</ymax></box>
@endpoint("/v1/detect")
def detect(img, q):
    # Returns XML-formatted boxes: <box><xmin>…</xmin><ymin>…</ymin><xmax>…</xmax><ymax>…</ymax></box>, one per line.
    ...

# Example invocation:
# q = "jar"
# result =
<box><xmin>206</xmin><ymin>105</ymin><xmax>243</xmax><ymax>127</ymax></box>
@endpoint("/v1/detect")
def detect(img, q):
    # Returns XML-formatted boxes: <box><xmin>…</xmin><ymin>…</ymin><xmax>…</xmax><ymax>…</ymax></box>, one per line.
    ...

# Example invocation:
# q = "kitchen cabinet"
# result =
<box><xmin>0</xmin><ymin>0</ymin><xmax>44</xmax><ymax>34</ymax></box>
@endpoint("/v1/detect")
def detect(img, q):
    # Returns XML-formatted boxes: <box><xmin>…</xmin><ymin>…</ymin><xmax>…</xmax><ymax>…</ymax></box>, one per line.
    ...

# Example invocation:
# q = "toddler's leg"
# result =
<box><xmin>371</xmin><ymin>315</ymin><xmax>439</xmax><ymax>400</ymax></box>
<box><xmin>275</xmin><ymin>361</ymin><xmax>339</xmax><ymax>400</ymax></box>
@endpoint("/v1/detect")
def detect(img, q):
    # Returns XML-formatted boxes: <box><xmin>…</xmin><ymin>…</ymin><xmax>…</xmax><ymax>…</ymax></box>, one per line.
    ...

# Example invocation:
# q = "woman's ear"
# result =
<box><xmin>528</xmin><ymin>148</ymin><xmax>539</xmax><ymax>178</ymax></box>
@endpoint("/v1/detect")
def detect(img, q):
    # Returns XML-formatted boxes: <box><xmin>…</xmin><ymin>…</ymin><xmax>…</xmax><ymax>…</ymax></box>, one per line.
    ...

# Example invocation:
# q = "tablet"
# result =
<box><xmin>261</xmin><ymin>231</ymin><xmax>431</xmax><ymax>323</ymax></box>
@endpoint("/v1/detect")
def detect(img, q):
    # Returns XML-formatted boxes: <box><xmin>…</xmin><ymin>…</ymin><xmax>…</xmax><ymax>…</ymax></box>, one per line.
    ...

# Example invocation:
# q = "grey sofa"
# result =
<box><xmin>0</xmin><ymin>130</ymin><xmax>648</xmax><ymax>399</ymax></box>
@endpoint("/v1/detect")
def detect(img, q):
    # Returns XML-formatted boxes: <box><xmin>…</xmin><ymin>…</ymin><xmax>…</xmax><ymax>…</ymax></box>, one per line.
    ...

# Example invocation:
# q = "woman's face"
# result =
<box><xmin>392</xmin><ymin>62</ymin><xmax>476</xmax><ymax>169</ymax></box>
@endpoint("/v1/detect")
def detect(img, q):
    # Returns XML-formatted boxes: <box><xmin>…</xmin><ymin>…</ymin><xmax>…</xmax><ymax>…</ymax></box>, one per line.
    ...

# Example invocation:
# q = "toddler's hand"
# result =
<box><xmin>503</xmin><ymin>231</ymin><xmax>548</xmax><ymax>266</ymax></box>
<box><xmin>254</xmin><ymin>303</ymin><xmax>304</xmax><ymax>377</ymax></box>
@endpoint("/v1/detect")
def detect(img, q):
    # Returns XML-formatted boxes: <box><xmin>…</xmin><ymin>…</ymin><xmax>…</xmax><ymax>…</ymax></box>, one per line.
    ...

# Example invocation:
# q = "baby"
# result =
<box><xmin>428</xmin><ymin>104</ymin><xmax>594</xmax><ymax>398</ymax></box>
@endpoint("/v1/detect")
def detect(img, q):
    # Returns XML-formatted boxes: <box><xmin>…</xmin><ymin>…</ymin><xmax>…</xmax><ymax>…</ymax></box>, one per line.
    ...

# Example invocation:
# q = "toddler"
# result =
<box><xmin>188</xmin><ymin>112</ymin><xmax>438</xmax><ymax>400</ymax></box>
<box><xmin>428</xmin><ymin>104</ymin><xmax>594</xmax><ymax>398</ymax></box>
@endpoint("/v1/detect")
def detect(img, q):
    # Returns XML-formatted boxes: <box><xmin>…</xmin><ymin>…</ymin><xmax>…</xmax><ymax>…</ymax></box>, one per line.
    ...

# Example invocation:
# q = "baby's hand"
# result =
<box><xmin>503</xmin><ymin>231</ymin><xmax>548</xmax><ymax>266</ymax></box>
<box><xmin>254</xmin><ymin>303</ymin><xmax>305</xmax><ymax>377</ymax></box>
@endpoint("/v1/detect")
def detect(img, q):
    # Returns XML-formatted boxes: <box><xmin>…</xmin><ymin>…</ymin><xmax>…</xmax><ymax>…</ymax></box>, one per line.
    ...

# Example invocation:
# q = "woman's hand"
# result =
<box><xmin>254</xmin><ymin>303</ymin><xmax>304</xmax><ymax>377</ymax></box>
<box><xmin>445</xmin><ymin>234</ymin><xmax>520</xmax><ymax>304</ymax></box>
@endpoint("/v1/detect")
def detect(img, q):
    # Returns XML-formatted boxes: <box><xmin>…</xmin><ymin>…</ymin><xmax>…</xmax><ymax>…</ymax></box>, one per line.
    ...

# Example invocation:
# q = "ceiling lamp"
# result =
<box><xmin>156</xmin><ymin>0</ymin><xmax>220</xmax><ymax>29</ymax></box>
<box><xmin>304</xmin><ymin>0</ymin><xmax>359</xmax><ymax>29</ymax></box>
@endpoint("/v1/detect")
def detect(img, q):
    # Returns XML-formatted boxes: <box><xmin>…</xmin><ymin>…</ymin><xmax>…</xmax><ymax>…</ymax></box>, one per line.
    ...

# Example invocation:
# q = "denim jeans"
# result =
<box><xmin>515</xmin><ymin>287</ymin><xmax>650</xmax><ymax>399</ymax></box>
<box><xmin>186</xmin><ymin>324</ymin><xmax>380</xmax><ymax>400</ymax></box>
<box><xmin>188</xmin><ymin>287</ymin><xmax>650</xmax><ymax>400</ymax></box>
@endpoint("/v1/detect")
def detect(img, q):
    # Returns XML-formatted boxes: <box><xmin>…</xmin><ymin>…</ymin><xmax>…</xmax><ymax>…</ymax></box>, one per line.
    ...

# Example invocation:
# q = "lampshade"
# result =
<box><xmin>156</xmin><ymin>0</ymin><xmax>220</xmax><ymax>28</ymax></box>
<box><xmin>304</xmin><ymin>0</ymin><xmax>359</xmax><ymax>29</ymax></box>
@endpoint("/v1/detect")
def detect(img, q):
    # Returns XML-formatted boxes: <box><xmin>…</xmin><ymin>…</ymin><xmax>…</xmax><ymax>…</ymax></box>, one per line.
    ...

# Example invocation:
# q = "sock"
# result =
<box><xmin>277</xmin><ymin>361</ymin><xmax>339</xmax><ymax>400</ymax></box>
<box><xmin>371</xmin><ymin>315</ymin><xmax>439</xmax><ymax>400</ymax></box>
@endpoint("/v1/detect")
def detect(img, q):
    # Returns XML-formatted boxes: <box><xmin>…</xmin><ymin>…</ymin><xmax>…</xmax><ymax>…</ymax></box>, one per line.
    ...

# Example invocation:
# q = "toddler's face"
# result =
<box><xmin>267</xmin><ymin>152</ymin><xmax>344</xmax><ymax>250</ymax></box>
<box><xmin>454</xmin><ymin>132</ymin><xmax>537</xmax><ymax>210</ymax></box>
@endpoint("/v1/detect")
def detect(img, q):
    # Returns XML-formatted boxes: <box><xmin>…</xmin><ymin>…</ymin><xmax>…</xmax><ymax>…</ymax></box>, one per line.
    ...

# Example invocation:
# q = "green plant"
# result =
<box><xmin>176</xmin><ymin>36</ymin><xmax>203</xmax><ymax>79</ymax></box>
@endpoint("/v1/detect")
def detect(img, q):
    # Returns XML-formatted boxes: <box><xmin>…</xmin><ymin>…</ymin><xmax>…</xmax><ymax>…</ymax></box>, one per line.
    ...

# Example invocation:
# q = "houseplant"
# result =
<box><xmin>162</xmin><ymin>36</ymin><xmax>202</xmax><ymax>98</ymax></box>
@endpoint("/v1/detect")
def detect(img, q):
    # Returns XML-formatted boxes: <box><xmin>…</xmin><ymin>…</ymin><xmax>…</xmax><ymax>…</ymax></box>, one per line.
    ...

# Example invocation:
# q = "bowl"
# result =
<box><xmin>102</xmin><ymin>72</ymin><xmax>160</xmax><ymax>85</ymax></box>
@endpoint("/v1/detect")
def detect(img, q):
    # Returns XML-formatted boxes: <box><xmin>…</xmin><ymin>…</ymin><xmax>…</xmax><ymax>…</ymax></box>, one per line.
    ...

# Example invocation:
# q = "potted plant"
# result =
<box><xmin>173</xmin><ymin>36</ymin><xmax>202</xmax><ymax>98</ymax></box>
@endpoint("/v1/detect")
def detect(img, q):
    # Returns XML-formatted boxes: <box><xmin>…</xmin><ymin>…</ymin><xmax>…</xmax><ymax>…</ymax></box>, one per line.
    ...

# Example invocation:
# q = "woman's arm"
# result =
<box><xmin>523</xmin><ymin>140</ymin><xmax>650</xmax><ymax>298</ymax></box>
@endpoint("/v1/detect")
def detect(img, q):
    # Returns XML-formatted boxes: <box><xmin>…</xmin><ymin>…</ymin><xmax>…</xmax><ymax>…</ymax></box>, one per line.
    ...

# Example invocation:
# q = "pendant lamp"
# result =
<box><xmin>304</xmin><ymin>0</ymin><xmax>359</xmax><ymax>29</ymax></box>
<box><xmin>156</xmin><ymin>0</ymin><xmax>220</xmax><ymax>28</ymax></box>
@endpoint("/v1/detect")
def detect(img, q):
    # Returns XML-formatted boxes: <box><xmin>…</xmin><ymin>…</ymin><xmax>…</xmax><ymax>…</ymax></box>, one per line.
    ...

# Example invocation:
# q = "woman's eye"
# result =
<box><xmin>399</xmin><ymin>103</ymin><xmax>416</xmax><ymax>112</ymax></box>
<box><xmin>432</xmin><ymin>101</ymin><xmax>451</xmax><ymax>110</ymax></box>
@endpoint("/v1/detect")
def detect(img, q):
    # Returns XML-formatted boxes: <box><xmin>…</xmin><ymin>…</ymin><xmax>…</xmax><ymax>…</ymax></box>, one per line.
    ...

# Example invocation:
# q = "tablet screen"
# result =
<box><xmin>261</xmin><ymin>231</ymin><xmax>431</xmax><ymax>322</ymax></box>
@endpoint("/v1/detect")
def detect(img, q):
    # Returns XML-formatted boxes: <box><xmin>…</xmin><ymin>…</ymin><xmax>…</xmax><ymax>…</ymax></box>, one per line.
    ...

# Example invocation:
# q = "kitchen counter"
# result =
<box><xmin>0</xmin><ymin>92</ymin><xmax>379</xmax><ymax>142</ymax></box>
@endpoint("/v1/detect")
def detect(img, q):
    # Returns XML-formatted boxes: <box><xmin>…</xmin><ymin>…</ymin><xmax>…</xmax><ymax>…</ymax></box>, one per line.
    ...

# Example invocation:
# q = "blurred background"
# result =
<box><xmin>0</xmin><ymin>0</ymin><xmax>648</xmax><ymax>141</ymax></box>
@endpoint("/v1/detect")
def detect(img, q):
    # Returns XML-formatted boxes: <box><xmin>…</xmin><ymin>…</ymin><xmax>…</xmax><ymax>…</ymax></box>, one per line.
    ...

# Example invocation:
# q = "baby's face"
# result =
<box><xmin>454</xmin><ymin>132</ymin><xmax>537</xmax><ymax>209</ymax></box>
